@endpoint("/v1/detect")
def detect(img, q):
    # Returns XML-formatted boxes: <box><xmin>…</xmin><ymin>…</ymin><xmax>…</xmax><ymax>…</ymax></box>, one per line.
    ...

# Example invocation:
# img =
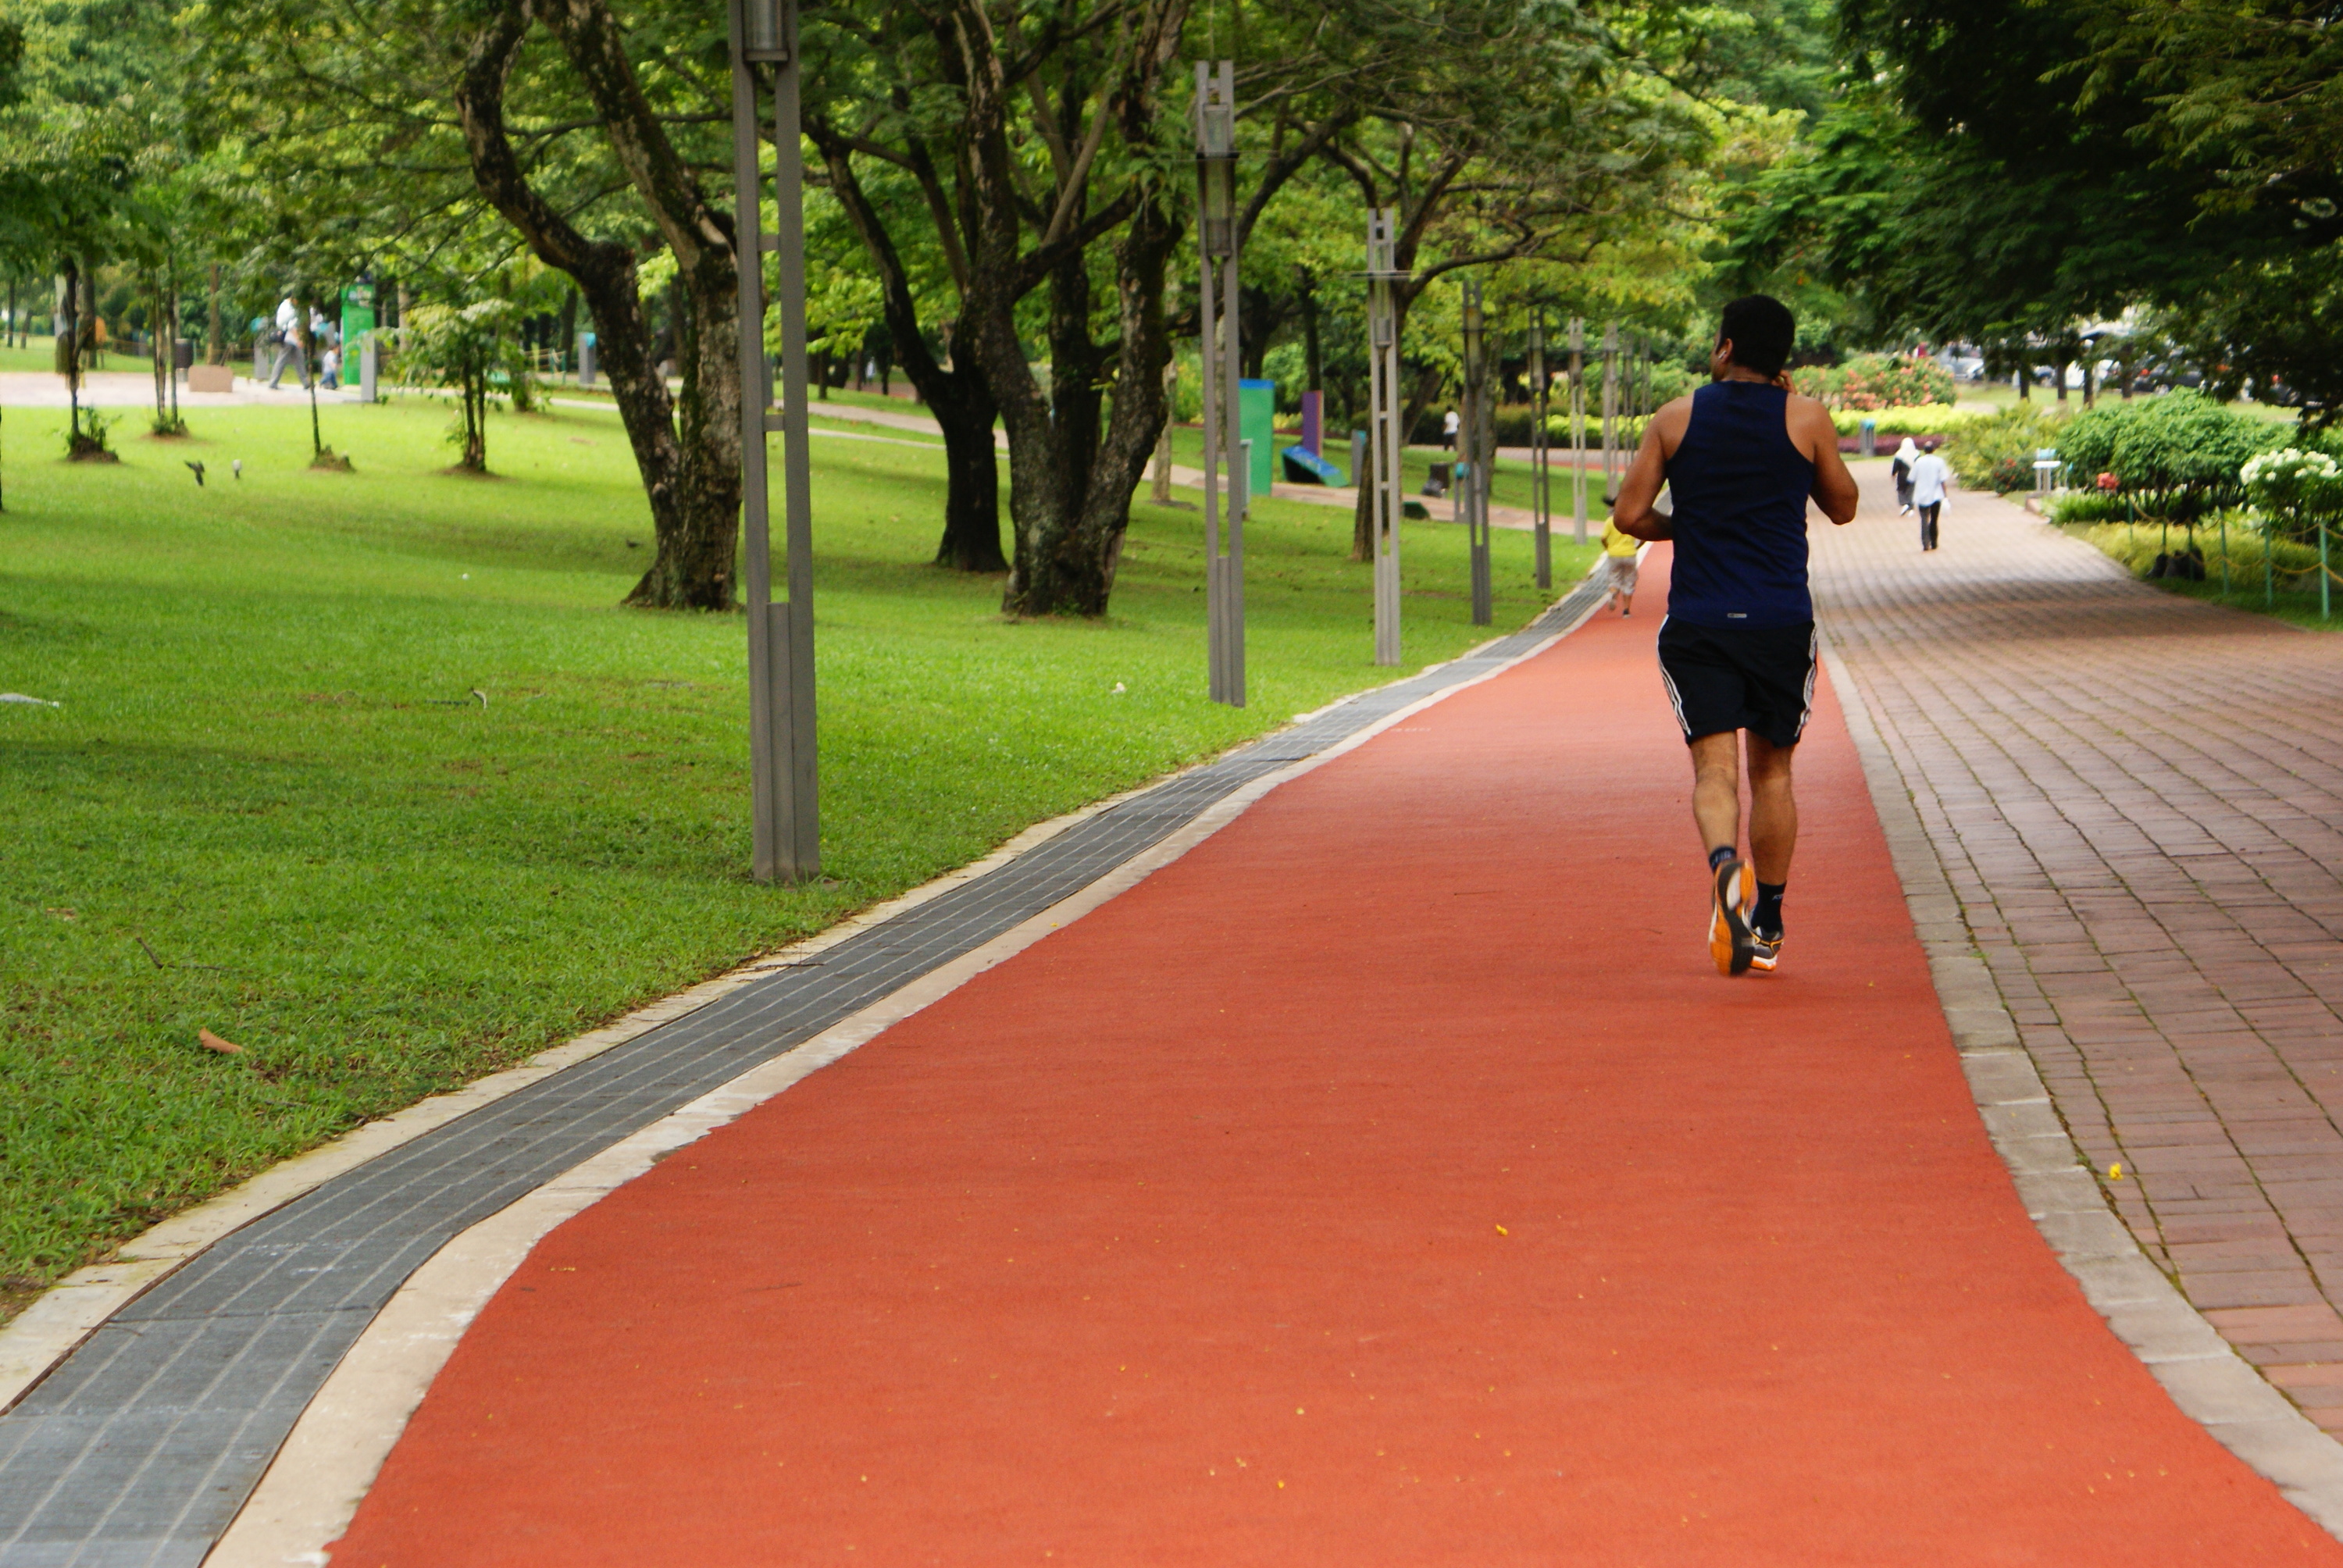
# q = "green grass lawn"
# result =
<box><xmin>0</xmin><ymin>394</ymin><xmax>1592</xmax><ymax>1318</ymax></box>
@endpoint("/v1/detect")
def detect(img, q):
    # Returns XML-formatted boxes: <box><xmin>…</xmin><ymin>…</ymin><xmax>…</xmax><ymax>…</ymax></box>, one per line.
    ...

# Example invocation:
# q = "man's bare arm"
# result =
<box><xmin>1612</xmin><ymin>399</ymin><xmax>1689</xmax><ymax>540</ymax></box>
<box><xmin>1796</xmin><ymin>399</ymin><xmax>1860</xmax><ymax>526</ymax></box>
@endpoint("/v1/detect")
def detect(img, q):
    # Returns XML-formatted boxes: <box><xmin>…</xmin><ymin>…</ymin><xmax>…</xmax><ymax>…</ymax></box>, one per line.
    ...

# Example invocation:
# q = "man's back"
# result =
<box><xmin>1664</xmin><ymin>380</ymin><xmax>1817</xmax><ymax>630</ymax></box>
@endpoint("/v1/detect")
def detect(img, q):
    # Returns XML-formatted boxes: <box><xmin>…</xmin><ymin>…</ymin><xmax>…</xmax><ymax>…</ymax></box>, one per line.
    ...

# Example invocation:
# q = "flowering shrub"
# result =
<box><xmin>2240</xmin><ymin>447</ymin><xmax>2343</xmax><ymax>515</ymax></box>
<box><xmin>1837</xmin><ymin>354</ymin><xmax>1955</xmax><ymax>411</ymax></box>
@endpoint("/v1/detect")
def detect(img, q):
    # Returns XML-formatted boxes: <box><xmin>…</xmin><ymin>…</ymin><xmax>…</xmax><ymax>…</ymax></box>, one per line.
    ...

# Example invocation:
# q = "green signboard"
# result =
<box><xmin>340</xmin><ymin>281</ymin><xmax>376</xmax><ymax>363</ymax></box>
<box><xmin>1239</xmin><ymin>378</ymin><xmax>1275</xmax><ymax>497</ymax></box>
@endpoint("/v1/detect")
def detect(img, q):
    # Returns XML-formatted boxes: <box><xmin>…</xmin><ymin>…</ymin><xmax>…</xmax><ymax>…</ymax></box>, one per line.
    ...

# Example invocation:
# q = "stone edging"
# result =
<box><xmin>1819</xmin><ymin>634</ymin><xmax>2343</xmax><ymax>1537</ymax></box>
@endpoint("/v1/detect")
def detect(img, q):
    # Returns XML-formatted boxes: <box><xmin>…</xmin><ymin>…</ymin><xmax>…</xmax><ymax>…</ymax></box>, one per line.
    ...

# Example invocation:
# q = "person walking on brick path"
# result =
<box><xmin>1610</xmin><ymin>294</ymin><xmax>1860</xmax><ymax>975</ymax></box>
<box><xmin>1910</xmin><ymin>440</ymin><xmax>1950</xmax><ymax>551</ymax></box>
<box><xmin>1891</xmin><ymin>436</ymin><xmax>1919</xmax><ymax>515</ymax></box>
<box><xmin>1599</xmin><ymin>516</ymin><xmax>1642</xmax><ymax>616</ymax></box>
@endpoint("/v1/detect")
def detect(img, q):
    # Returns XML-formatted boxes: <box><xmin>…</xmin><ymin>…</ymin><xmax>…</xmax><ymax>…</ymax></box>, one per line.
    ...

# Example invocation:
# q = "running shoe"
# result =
<box><xmin>1709</xmin><ymin>859</ymin><xmax>1756</xmax><ymax>976</ymax></box>
<box><xmin>1749</xmin><ymin>928</ymin><xmax>1782</xmax><ymax>974</ymax></box>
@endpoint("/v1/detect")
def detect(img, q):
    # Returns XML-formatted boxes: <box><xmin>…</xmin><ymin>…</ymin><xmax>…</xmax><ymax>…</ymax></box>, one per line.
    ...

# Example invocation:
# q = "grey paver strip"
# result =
<box><xmin>1814</xmin><ymin>480</ymin><xmax>2343</xmax><ymax>1495</ymax></box>
<box><xmin>0</xmin><ymin>576</ymin><xmax>1610</xmax><ymax>1568</ymax></box>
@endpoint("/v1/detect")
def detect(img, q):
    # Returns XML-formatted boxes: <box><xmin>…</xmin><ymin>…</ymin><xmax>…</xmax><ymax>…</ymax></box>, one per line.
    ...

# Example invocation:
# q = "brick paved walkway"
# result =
<box><xmin>1813</xmin><ymin>476</ymin><xmax>2343</xmax><ymax>1435</ymax></box>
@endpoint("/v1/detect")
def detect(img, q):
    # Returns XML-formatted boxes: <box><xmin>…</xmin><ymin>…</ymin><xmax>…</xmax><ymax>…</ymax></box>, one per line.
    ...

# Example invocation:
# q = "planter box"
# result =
<box><xmin>187</xmin><ymin>365</ymin><xmax>235</xmax><ymax>394</ymax></box>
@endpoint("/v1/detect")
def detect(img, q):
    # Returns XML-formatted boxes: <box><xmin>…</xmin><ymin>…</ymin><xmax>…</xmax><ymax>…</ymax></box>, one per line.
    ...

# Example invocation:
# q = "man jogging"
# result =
<box><xmin>1610</xmin><ymin>295</ymin><xmax>1860</xmax><ymax>976</ymax></box>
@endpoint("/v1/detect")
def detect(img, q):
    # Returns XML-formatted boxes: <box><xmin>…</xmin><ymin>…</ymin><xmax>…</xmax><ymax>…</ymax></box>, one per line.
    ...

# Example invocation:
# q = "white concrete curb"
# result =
<box><xmin>1821</xmin><ymin>634</ymin><xmax>2343</xmax><ymax>1538</ymax></box>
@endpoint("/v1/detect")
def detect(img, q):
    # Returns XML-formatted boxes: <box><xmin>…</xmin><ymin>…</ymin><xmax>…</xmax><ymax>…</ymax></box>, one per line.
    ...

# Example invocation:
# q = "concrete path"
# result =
<box><xmin>320</xmin><ymin>545</ymin><xmax>2341</xmax><ymax>1563</ymax></box>
<box><xmin>1816</xmin><ymin>476</ymin><xmax>2343</xmax><ymax>1438</ymax></box>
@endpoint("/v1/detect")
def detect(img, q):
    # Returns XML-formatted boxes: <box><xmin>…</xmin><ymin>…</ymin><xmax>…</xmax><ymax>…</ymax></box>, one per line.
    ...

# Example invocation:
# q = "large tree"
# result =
<box><xmin>192</xmin><ymin>0</ymin><xmax>749</xmax><ymax>608</ymax></box>
<box><xmin>1733</xmin><ymin>1</ymin><xmax>2343</xmax><ymax>409</ymax></box>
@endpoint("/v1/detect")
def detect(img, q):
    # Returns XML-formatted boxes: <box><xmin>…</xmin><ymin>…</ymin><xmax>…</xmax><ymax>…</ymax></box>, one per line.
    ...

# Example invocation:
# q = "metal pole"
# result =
<box><xmin>1368</xmin><ymin>208</ymin><xmax>1403</xmax><ymax>666</ymax></box>
<box><xmin>1600</xmin><ymin>321</ymin><xmax>1619</xmax><ymax>508</ymax></box>
<box><xmin>733</xmin><ymin>0</ymin><xmax>817</xmax><ymax>882</ymax></box>
<box><xmin>2324</xmin><ymin>518</ymin><xmax>2333</xmax><ymax>621</ymax></box>
<box><xmin>1569</xmin><ymin>317</ymin><xmax>1585</xmax><ymax>543</ymax></box>
<box><xmin>1196</xmin><ymin>62</ymin><xmax>1243</xmax><ymax>707</ymax></box>
<box><xmin>1461</xmin><ymin>280</ymin><xmax>1492</xmax><ymax>627</ymax></box>
<box><xmin>1530</xmin><ymin>314</ymin><xmax>1550</xmax><ymax>590</ymax></box>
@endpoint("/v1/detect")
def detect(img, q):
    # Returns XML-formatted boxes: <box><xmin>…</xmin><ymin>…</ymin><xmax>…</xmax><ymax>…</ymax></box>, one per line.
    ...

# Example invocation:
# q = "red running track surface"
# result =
<box><xmin>333</xmin><ymin>547</ymin><xmax>2343</xmax><ymax>1565</ymax></box>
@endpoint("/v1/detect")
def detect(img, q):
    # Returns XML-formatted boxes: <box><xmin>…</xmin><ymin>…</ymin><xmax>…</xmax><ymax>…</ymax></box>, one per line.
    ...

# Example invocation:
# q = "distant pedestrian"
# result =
<box><xmin>266</xmin><ymin>297</ymin><xmax>310</xmax><ymax>390</ymax></box>
<box><xmin>1910</xmin><ymin>440</ymin><xmax>1951</xmax><ymax>551</ymax></box>
<box><xmin>1442</xmin><ymin>408</ymin><xmax>1459</xmax><ymax>451</ymax></box>
<box><xmin>319</xmin><ymin>345</ymin><xmax>341</xmax><ymax>391</ymax></box>
<box><xmin>1599</xmin><ymin>518</ymin><xmax>1641</xmax><ymax>616</ymax></box>
<box><xmin>1891</xmin><ymin>437</ymin><xmax>1918</xmax><ymax>515</ymax></box>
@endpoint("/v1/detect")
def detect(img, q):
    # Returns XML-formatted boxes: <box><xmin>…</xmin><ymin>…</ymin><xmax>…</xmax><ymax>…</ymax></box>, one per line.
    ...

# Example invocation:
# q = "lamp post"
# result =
<box><xmin>730</xmin><ymin>0</ymin><xmax>818</xmax><ymax>881</ymax></box>
<box><xmin>1195</xmin><ymin>62</ymin><xmax>1244</xmax><ymax>707</ymax></box>
<box><xmin>1528</xmin><ymin>312</ymin><xmax>1550</xmax><ymax>590</ymax></box>
<box><xmin>1365</xmin><ymin>208</ymin><xmax>1406</xmax><ymax>665</ymax></box>
<box><xmin>1460</xmin><ymin>280</ymin><xmax>1492</xmax><ymax>625</ymax></box>
<box><xmin>1599</xmin><ymin>321</ymin><xmax>1620</xmax><ymax>508</ymax></box>
<box><xmin>1569</xmin><ymin>317</ymin><xmax>1586</xmax><ymax>543</ymax></box>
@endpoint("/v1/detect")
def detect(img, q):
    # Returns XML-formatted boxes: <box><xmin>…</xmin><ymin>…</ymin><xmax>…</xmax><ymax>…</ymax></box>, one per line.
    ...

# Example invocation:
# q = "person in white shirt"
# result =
<box><xmin>1441</xmin><ymin>408</ymin><xmax>1459</xmax><ymax>451</ymax></box>
<box><xmin>1910</xmin><ymin>440</ymin><xmax>1952</xmax><ymax>551</ymax></box>
<box><xmin>266</xmin><ymin>296</ymin><xmax>310</xmax><ymax>390</ymax></box>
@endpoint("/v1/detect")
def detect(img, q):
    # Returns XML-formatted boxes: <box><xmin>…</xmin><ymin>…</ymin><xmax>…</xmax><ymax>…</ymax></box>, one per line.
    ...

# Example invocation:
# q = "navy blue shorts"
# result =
<box><xmin>1656</xmin><ymin>617</ymin><xmax>1817</xmax><ymax>749</ymax></box>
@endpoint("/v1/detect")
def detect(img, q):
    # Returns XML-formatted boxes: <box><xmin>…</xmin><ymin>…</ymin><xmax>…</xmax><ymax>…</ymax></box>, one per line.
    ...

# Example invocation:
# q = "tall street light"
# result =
<box><xmin>1195</xmin><ymin>61</ymin><xmax>1245</xmax><ymax>708</ymax></box>
<box><xmin>1569</xmin><ymin>317</ymin><xmax>1586</xmax><ymax>543</ymax></box>
<box><xmin>1460</xmin><ymin>280</ymin><xmax>1492</xmax><ymax>626</ymax></box>
<box><xmin>1364</xmin><ymin>209</ymin><xmax>1406</xmax><ymax>665</ymax></box>
<box><xmin>731</xmin><ymin>0</ymin><xmax>818</xmax><ymax>881</ymax></box>
<box><xmin>1528</xmin><ymin>312</ymin><xmax>1550</xmax><ymax>591</ymax></box>
<box><xmin>1599</xmin><ymin>320</ymin><xmax>1620</xmax><ymax>509</ymax></box>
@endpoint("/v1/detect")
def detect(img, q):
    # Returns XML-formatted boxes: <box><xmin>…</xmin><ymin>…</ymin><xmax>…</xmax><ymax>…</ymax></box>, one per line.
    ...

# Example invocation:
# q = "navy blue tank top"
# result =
<box><xmin>1664</xmin><ymin>381</ymin><xmax>1814</xmax><ymax>629</ymax></box>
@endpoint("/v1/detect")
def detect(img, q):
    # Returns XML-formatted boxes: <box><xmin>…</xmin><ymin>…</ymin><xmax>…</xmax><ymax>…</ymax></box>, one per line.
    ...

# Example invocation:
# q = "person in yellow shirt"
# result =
<box><xmin>1599</xmin><ymin>517</ymin><xmax>1642</xmax><ymax>617</ymax></box>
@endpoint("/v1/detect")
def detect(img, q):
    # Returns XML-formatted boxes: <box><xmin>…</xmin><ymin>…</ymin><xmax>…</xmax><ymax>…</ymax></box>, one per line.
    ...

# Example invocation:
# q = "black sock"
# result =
<box><xmin>1753</xmin><ymin>881</ymin><xmax>1785</xmax><ymax>936</ymax></box>
<box><xmin>1707</xmin><ymin>845</ymin><xmax>1737</xmax><ymax>872</ymax></box>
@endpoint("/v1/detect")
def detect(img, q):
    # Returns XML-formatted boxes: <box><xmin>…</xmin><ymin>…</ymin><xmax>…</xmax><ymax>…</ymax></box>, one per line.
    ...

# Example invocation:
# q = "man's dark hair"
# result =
<box><xmin>1717</xmin><ymin>295</ymin><xmax>1796</xmax><ymax>379</ymax></box>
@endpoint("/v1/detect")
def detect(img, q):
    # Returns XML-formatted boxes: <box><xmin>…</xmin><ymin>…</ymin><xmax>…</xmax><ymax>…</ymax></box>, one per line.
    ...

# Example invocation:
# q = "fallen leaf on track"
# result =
<box><xmin>198</xmin><ymin>1028</ymin><xmax>246</xmax><ymax>1055</ymax></box>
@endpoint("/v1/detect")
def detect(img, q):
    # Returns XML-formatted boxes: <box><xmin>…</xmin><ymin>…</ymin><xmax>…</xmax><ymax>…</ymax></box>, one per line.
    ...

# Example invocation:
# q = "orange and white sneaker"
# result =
<box><xmin>1709</xmin><ymin>859</ymin><xmax>1756</xmax><ymax>976</ymax></box>
<box><xmin>1749</xmin><ymin>928</ymin><xmax>1782</xmax><ymax>974</ymax></box>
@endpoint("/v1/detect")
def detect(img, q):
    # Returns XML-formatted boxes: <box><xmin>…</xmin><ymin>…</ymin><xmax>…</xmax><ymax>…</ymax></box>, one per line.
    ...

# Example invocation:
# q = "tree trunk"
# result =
<box><xmin>150</xmin><ymin>271</ymin><xmax>167</xmax><ymax>428</ymax></box>
<box><xmin>990</xmin><ymin>197</ymin><xmax>1179</xmax><ymax>616</ymax></box>
<box><xmin>457</xmin><ymin>0</ymin><xmax>740</xmax><ymax>610</ymax></box>
<box><xmin>1300</xmin><ymin>269</ymin><xmax>1321</xmax><ymax>393</ymax></box>
<box><xmin>206</xmin><ymin>265</ymin><xmax>225</xmax><ymax>365</ymax></box>
<box><xmin>59</xmin><ymin>258</ymin><xmax>80</xmax><ymax>443</ymax></box>
<box><xmin>811</xmin><ymin>123</ymin><xmax>1006</xmax><ymax>571</ymax></box>
<box><xmin>1152</xmin><ymin>358</ymin><xmax>1175</xmax><ymax>503</ymax></box>
<box><xmin>558</xmin><ymin>284</ymin><xmax>580</xmax><ymax>372</ymax></box>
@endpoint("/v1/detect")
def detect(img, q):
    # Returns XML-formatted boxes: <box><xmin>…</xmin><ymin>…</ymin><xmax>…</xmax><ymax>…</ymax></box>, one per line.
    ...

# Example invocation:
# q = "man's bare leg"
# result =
<box><xmin>1745</xmin><ymin>733</ymin><xmax>1797</xmax><ymax>884</ymax></box>
<box><xmin>1689</xmin><ymin>732</ymin><xmax>1742</xmax><ymax>856</ymax></box>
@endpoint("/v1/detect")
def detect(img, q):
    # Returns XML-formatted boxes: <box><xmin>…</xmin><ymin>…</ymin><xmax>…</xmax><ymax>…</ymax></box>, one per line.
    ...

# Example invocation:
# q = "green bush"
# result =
<box><xmin>2048</xmin><ymin>490</ymin><xmax>2142</xmax><ymax>526</ymax></box>
<box><xmin>1947</xmin><ymin>404</ymin><xmax>2067</xmax><ymax>493</ymax></box>
<box><xmin>2056</xmin><ymin>390</ymin><xmax>2286</xmax><ymax>517</ymax></box>
<box><xmin>1828</xmin><ymin>403</ymin><xmax>1993</xmax><ymax>438</ymax></box>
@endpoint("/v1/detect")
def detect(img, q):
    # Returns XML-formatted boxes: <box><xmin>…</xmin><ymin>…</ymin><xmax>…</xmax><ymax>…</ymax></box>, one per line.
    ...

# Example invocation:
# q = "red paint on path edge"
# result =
<box><xmin>335</xmin><ymin>547</ymin><xmax>2341</xmax><ymax>1564</ymax></box>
